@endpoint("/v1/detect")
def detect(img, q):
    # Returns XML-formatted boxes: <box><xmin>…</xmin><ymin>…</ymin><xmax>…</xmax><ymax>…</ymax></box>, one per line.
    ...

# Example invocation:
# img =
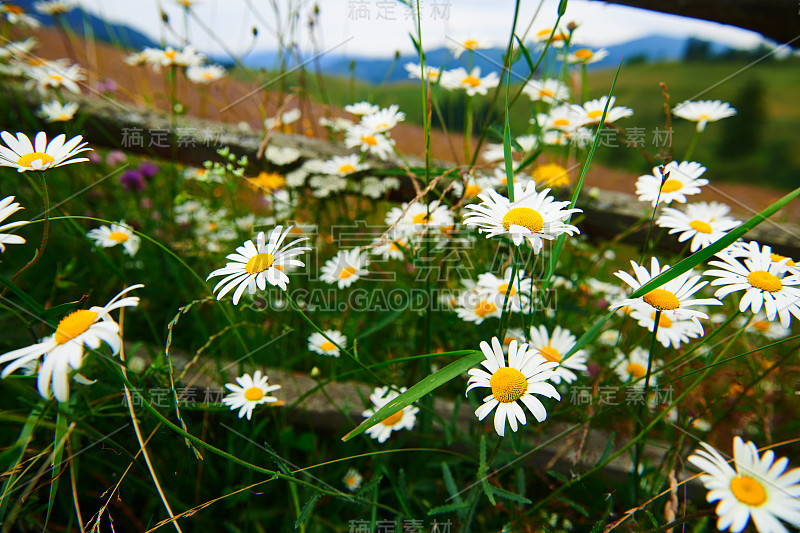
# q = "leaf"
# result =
<box><xmin>44</xmin><ymin>407</ymin><xmax>70</xmax><ymax>532</ymax></box>
<box><xmin>513</xmin><ymin>34</ymin><xmax>536</xmax><ymax>74</ymax></box>
<box><xmin>342</xmin><ymin>350</ymin><xmax>483</xmax><ymax>441</ymax></box>
<box><xmin>294</xmin><ymin>493</ymin><xmax>321</xmax><ymax>529</ymax></box>
<box><xmin>427</xmin><ymin>502</ymin><xmax>470</xmax><ymax>515</ymax></box>
<box><xmin>491</xmin><ymin>485</ymin><xmax>532</xmax><ymax>505</ymax></box>
<box><xmin>478</xmin><ymin>435</ymin><xmax>496</xmax><ymax>505</ymax></box>
<box><xmin>40</xmin><ymin>299</ymin><xmax>85</xmax><ymax>321</ymax></box>
<box><xmin>441</xmin><ymin>462</ymin><xmax>462</xmax><ymax>505</ymax></box>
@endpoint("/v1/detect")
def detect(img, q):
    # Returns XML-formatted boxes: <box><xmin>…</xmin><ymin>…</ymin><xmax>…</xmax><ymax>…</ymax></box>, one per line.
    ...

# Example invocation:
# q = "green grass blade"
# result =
<box><xmin>342</xmin><ymin>350</ymin><xmax>483</xmax><ymax>442</ymax></box>
<box><xmin>478</xmin><ymin>435</ymin><xmax>496</xmax><ymax>505</ymax></box>
<box><xmin>44</xmin><ymin>406</ymin><xmax>70</xmax><ymax>532</ymax></box>
<box><xmin>544</xmin><ymin>58</ymin><xmax>624</xmax><ymax>290</ymax></box>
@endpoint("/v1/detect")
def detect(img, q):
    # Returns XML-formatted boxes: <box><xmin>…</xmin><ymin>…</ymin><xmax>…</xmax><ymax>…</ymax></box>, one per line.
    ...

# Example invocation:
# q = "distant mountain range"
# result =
<box><xmin>19</xmin><ymin>0</ymin><xmax>739</xmax><ymax>84</ymax></box>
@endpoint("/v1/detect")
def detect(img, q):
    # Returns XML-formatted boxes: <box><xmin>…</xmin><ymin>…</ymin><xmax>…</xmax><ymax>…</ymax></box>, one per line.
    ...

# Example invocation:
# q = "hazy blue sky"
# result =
<box><xmin>80</xmin><ymin>0</ymin><xmax>765</xmax><ymax>59</ymax></box>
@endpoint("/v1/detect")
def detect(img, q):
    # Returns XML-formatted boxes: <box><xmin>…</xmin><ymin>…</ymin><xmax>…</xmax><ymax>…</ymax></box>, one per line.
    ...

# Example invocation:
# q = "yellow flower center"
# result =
<box><xmin>770</xmin><ymin>253</ymin><xmax>796</xmax><ymax>266</ymax></box>
<box><xmin>18</xmin><ymin>152</ymin><xmax>55</xmax><ymax>168</ymax></box>
<box><xmin>464</xmin><ymin>184</ymin><xmax>482</xmax><ymax>197</ymax></box>
<box><xmin>165</xmin><ymin>50</ymin><xmax>176</xmax><ymax>60</ymax></box>
<box><xmin>48</xmin><ymin>74</ymin><xmax>63</xmax><ymax>83</ymax></box>
<box><xmin>339</xmin><ymin>266</ymin><xmax>357</xmax><ymax>279</ymax></box>
<box><xmin>650</xmin><ymin>312</ymin><xmax>672</xmax><ymax>328</ymax></box>
<box><xmin>381</xmin><ymin>410</ymin><xmax>404</xmax><ymax>426</ymax></box>
<box><xmin>730</xmin><ymin>475</ymin><xmax>767</xmax><ymax>507</ymax></box>
<box><xmin>501</xmin><ymin>207</ymin><xmax>544</xmax><ymax>233</ymax></box>
<box><xmin>320</xmin><ymin>341</ymin><xmax>336</xmax><ymax>351</ymax></box>
<box><xmin>660</xmin><ymin>179</ymin><xmax>682</xmax><ymax>193</ymax></box>
<box><xmin>689</xmin><ymin>220</ymin><xmax>713</xmax><ymax>234</ymax></box>
<box><xmin>202</xmin><ymin>72</ymin><xmax>214</xmax><ymax>80</ymax></box>
<box><xmin>58</xmin><ymin>114</ymin><xmax>70</xmax><ymax>121</ymax></box>
<box><xmin>627</xmin><ymin>363</ymin><xmax>646</xmax><ymax>378</ymax></box>
<box><xmin>463</xmin><ymin>39</ymin><xmax>479</xmax><ymax>49</ymax></box>
<box><xmin>553</xmin><ymin>118</ymin><xmax>570</xmax><ymax>127</ymax></box>
<box><xmin>539</xmin><ymin>346</ymin><xmax>561</xmax><ymax>363</ymax></box>
<box><xmin>338</xmin><ymin>163</ymin><xmax>356</xmax><ymax>174</ymax></box>
<box><xmin>463</xmin><ymin>75</ymin><xmax>481</xmax><ymax>88</ymax></box>
<box><xmin>474</xmin><ymin>301</ymin><xmax>497</xmax><ymax>317</ymax></box>
<box><xmin>587</xmin><ymin>110</ymin><xmax>603</xmax><ymax>120</ymax></box>
<box><xmin>502</xmin><ymin>336</ymin><xmax>515</xmax><ymax>346</ymax></box>
<box><xmin>574</xmin><ymin>48</ymin><xmax>593</xmax><ymax>59</ymax></box>
<box><xmin>361</xmin><ymin>135</ymin><xmax>378</xmax><ymax>146</ymax></box>
<box><xmin>376</xmin><ymin>122</ymin><xmax>389</xmax><ymax>130</ymax></box>
<box><xmin>346</xmin><ymin>476</ymin><xmax>356</xmax><ymax>486</ymax></box>
<box><xmin>498</xmin><ymin>283</ymin><xmax>516</xmax><ymax>296</ymax></box>
<box><xmin>108</xmin><ymin>231</ymin><xmax>129</xmax><ymax>242</ymax></box>
<box><xmin>752</xmin><ymin>321</ymin><xmax>770</xmax><ymax>332</ymax></box>
<box><xmin>642</xmin><ymin>289</ymin><xmax>680</xmax><ymax>311</ymax></box>
<box><xmin>412</xmin><ymin>212</ymin><xmax>431</xmax><ymax>224</ymax></box>
<box><xmin>54</xmin><ymin>310</ymin><xmax>98</xmax><ymax>345</ymax></box>
<box><xmin>539</xmin><ymin>89</ymin><xmax>555</xmax><ymax>98</ymax></box>
<box><xmin>245</xmin><ymin>252</ymin><xmax>275</xmax><ymax>274</ymax></box>
<box><xmin>747</xmin><ymin>270</ymin><xmax>782</xmax><ymax>292</ymax></box>
<box><xmin>244</xmin><ymin>387</ymin><xmax>264</xmax><ymax>401</ymax></box>
<box><xmin>698</xmin><ymin>114</ymin><xmax>709</xmax><ymax>121</ymax></box>
<box><xmin>490</xmin><ymin>367</ymin><xmax>528</xmax><ymax>403</ymax></box>
<box><xmin>532</xmin><ymin>163</ymin><xmax>569</xmax><ymax>187</ymax></box>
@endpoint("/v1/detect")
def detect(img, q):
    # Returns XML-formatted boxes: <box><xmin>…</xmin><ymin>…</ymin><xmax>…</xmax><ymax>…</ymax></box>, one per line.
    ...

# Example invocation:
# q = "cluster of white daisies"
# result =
<box><xmin>124</xmin><ymin>44</ymin><xmax>227</xmax><ymax>84</ymax></box>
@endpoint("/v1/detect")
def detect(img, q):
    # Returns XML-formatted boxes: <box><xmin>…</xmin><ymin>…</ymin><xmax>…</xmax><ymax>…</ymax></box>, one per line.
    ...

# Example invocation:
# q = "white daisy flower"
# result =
<box><xmin>0</xmin><ymin>131</ymin><xmax>92</xmax><ymax>172</ymax></box>
<box><xmin>688</xmin><ymin>437</ymin><xmax>800</xmax><ymax>533</ymax></box>
<box><xmin>86</xmin><ymin>221</ymin><xmax>141</xmax><ymax>256</ymax></box>
<box><xmin>463</xmin><ymin>181</ymin><xmax>581</xmax><ymax>251</ymax></box>
<box><xmin>439</xmin><ymin>67</ymin><xmax>499</xmax><ymax>96</ymax></box>
<box><xmin>635</xmin><ymin>161</ymin><xmax>708</xmax><ymax>207</ymax></box>
<box><xmin>454</xmin><ymin>291</ymin><xmax>504</xmax><ymax>324</ymax></box>
<box><xmin>451</xmin><ymin>174</ymin><xmax>498</xmax><ymax>199</ymax></box>
<box><xmin>476</xmin><ymin>267</ymin><xmax>533</xmax><ymax>313</ymax></box>
<box><xmin>704</xmin><ymin>241</ymin><xmax>800</xmax><ymax>328</ymax></box>
<box><xmin>308</xmin><ymin>330</ymin><xmax>346</xmax><ymax>357</ymax></box>
<box><xmin>360</xmin><ymin>105</ymin><xmax>406</xmax><ymax>134</ymax></box>
<box><xmin>0</xmin><ymin>285</ymin><xmax>142</xmax><ymax>402</ymax></box>
<box><xmin>466</xmin><ymin>337</ymin><xmax>561</xmax><ymax>436</ymax></box>
<box><xmin>322</xmin><ymin>154</ymin><xmax>367</xmax><ymax>176</ymax></box>
<box><xmin>1</xmin><ymin>5</ymin><xmax>41</xmax><ymax>27</ymax></box>
<box><xmin>384</xmin><ymin>201</ymin><xmax>454</xmax><ymax>238</ymax></box>
<box><xmin>143</xmin><ymin>45</ymin><xmax>205</xmax><ymax>70</ymax></box>
<box><xmin>565</xmin><ymin>47</ymin><xmax>608</xmax><ymax>64</ymax></box>
<box><xmin>673</xmin><ymin>100</ymin><xmax>737</xmax><ymax>132</ymax></box>
<box><xmin>0</xmin><ymin>196</ymin><xmax>28</xmax><ymax>252</ymax></box>
<box><xmin>403</xmin><ymin>62</ymin><xmax>441</xmax><ymax>83</ymax></box>
<box><xmin>534</xmin><ymin>103</ymin><xmax>584</xmax><ymax>133</ymax></box>
<box><xmin>446</xmin><ymin>36</ymin><xmax>492</xmax><ymax>58</ymax></box>
<box><xmin>521</xmin><ymin>79</ymin><xmax>570</xmax><ymax>104</ymax></box>
<box><xmin>657</xmin><ymin>202</ymin><xmax>741</xmax><ymax>252</ymax></box>
<box><xmin>532</xmin><ymin>27</ymin><xmax>570</xmax><ymax>48</ymax></box>
<box><xmin>610</xmin><ymin>257</ymin><xmax>722</xmax><ymax>323</ymax></box>
<box><xmin>576</xmin><ymin>96</ymin><xmax>634</xmax><ymax>125</ymax></box>
<box><xmin>37</xmin><ymin>100</ymin><xmax>78</xmax><ymax>122</ymax></box>
<box><xmin>186</xmin><ymin>64</ymin><xmax>226</xmax><ymax>84</ymax></box>
<box><xmin>320</xmin><ymin>248</ymin><xmax>369</xmax><ymax>289</ymax></box>
<box><xmin>264</xmin><ymin>145</ymin><xmax>301</xmax><ymax>166</ymax></box>
<box><xmin>26</xmin><ymin>61</ymin><xmax>85</xmax><ymax>94</ymax></box>
<box><xmin>611</xmin><ymin>346</ymin><xmax>662</xmax><ymax>383</ymax></box>
<box><xmin>318</xmin><ymin>116</ymin><xmax>355</xmax><ymax>132</ymax></box>
<box><xmin>344</xmin><ymin>101</ymin><xmax>380</xmax><ymax>116</ymax></box>
<box><xmin>344</xmin><ymin>126</ymin><xmax>395</xmax><ymax>160</ymax></box>
<box><xmin>737</xmin><ymin>313</ymin><xmax>792</xmax><ymax>340</ymax></box>
<box><xmin>34</xmin><ymin>0</ymin><xmax>77</xmax><ymax>15</ymax></box>
<box><xmin>206</xmin><ymin>226</ymin><xmax>310</xmax><ymax>304</ymax></box>
<box><xmin>358</xmin><ymin>176</ymin><xmax>399</xmax><ymax>199</ymax></box>
<box><xmin>309</xmin><ymin>174</ymin><xmax>348</xmax><ymax>198</ymax></box>
<box><xmin>369</xmin><ymin>233</ymin><xmax>407</xmax><ymax>261</ymax></box>
<box><xmin>221</xmin><ymin>370</ymin><xmax>280</xmax><ymax>421</ymax></box>
<box><xmin>264</xmin><ymin>108</ymin><xmax>302</xmax><ymax>131</ymax></box>
<box><xmin>527</xmin><ymin>325</ymin><xmax>588</xmax><ymax>384</ymax></box>
<box><xmin>362</xmin><ymin>386</ymin><xmax>418</xmax><ymax>443</ymax></box>
<box><xmin>629</xmin><ymin>308</ymin><xmax>705</xmax><ymax>349</ymax></box>
<box><xmin>343</xmin><ymin>468</ymin><xmax>363</xmax><ymax>492</ymax></box>
<box><xmin>0</xmin><ymin>38</ymin><xmax>37</xmax><ymax>60</ymax></box>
